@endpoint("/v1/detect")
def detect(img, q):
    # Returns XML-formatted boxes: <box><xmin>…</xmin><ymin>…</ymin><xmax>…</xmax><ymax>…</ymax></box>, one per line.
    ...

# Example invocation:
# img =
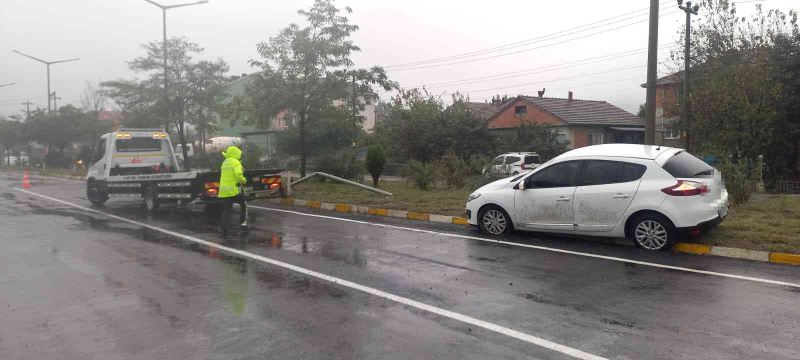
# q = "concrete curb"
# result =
<box><xmin>267</xmin><ymin>197</ymin><xmax>470</xmax><ymax>226</ymax></box>
<box><xmin>264</xmin><ymin>196</ymin><xmax>800</xmax><ymax>267</ymax></box>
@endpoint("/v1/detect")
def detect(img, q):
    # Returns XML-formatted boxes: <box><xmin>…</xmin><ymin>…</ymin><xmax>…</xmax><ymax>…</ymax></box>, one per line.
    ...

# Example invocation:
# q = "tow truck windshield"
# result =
<box><xmin>115</xmin><ymin>138</ymin><xmax>163</xmax><ymax>152</ymax></box>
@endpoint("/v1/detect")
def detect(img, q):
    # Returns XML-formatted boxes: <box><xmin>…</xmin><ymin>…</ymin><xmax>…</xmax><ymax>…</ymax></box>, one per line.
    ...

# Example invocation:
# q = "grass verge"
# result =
<box><xmin>288</xmin><ymin>180</ymin><xmax>471</xmax><ymax>217</ymax></box>
<box><xmin>694</xmin><ymin>194</ymin><xmax>800</xmax><ymax>254</ymax></box>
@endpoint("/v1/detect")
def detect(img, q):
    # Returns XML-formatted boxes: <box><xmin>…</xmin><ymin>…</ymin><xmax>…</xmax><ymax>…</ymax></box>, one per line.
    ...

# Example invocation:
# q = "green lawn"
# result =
<box><xmin>694</xmin><ymin>195</ymin><xmax>800</xmax><ymax>254</ymax></box>
<box><xmin>288</xmin><ymin>180</ymin><xmax>472</xmax><ymax>217</ymax></box>
<box><xmin>285</xmin><ymin>181</ymin><xmax>800</xmax><ymax>254</ymax></box>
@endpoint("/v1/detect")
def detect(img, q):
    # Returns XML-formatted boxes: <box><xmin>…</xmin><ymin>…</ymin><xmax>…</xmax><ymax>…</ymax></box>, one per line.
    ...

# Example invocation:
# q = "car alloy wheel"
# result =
<box><xmin>634</xmin><ymin>220</ymin><xmax>668</xmax><ymax>250</ymax></box>
<box><xmin>482</xmin><ymin>209</ymin><xmax>507</xmax><ymax>235</ymax></box>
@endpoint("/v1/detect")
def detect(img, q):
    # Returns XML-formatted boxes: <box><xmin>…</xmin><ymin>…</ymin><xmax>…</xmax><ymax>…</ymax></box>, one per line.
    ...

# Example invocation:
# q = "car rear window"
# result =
<box><xmin>505</xmin><ymin>156</ymin><xmax>521</xmax><ymax>164</ymax></box>
<box><xmin>524</xmin><ymin>155</ymin><xmax>541</xmax><ymax>164</ymax></box>
<box><xmin>115</xmin><ymin>138</ymin><xmax>162</xmax><ymax>152</ymax></box>
<box><xmin>661</xmin><ymin>151</ymin><xmax>713</xmax><ymax>178</ymax></box>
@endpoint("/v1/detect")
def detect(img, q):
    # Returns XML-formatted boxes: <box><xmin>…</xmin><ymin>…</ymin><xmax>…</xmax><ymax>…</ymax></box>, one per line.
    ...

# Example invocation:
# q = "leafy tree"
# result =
<box><xmin>637</xmin><ymin>103</ymin><xmax>646</xmax><ymax>118</ymax></box>
<box><xmin>365</xmin><ymin>144</ymin><xmax>386</xmax><ymax>186</ymax></box>
<box><xmin>103</xmin><ymin>37</ymin><xmax>229</xmax><ymax>169</ymax></box>
<box><xmin>26</xmin><ymin>106</ymin><xmax>84</xmax><ymax>167</ymax></box>
<box><xmin>0</xmin><ymin>119</ymin><xmax>23</xmax><ymax>166</ymax></box>
<box><xmin>672</xmin><ymin>1</ymin><xmax>800</xmax><ymax>183</ymax></box>
<box><xmin>247</xmin><ymin>0</ymin><xmax>395</xmax><ymax>176</ymax></box>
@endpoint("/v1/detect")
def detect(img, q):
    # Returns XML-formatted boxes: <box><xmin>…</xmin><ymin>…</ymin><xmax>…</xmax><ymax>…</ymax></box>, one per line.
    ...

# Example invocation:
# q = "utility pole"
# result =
<box><xmin>644</xmin><ymin>0</ymin><xmax>659</xmax><ymax>145</ymax></box>
<box><xmin>50</xmin><ymin>92</ymin><xmax>61</xmax><ymax>112</ymax></box>
<box><xmin>21</xmin><ymin>100</ymin><xmax>33</xmax><ymax>121</ymax></box>
<box><xmin>143</xmin><ymin>0</ymin><xmax>209</xmax><ymax>134</ymax></box>
<box><xmin>678</xmin><ymin>0</ymin><xmax>699</xmax><ymax>152</ymax></box>
<box><xmin>12</xmin><ymin>50</ymin><xmax>79</xmax><ymax>114</ymax></box>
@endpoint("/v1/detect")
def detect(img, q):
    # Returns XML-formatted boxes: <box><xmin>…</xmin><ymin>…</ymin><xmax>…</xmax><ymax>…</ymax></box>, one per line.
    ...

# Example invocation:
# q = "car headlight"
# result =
<box><xmin>468</xmin><ymin>193</ymin><xmax>482</xmax><ymax>202</ymax></box>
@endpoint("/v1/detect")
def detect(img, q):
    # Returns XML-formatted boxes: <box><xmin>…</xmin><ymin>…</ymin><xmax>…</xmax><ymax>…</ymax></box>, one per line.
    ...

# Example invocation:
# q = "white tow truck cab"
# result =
<box><xmin>86</xmin><ymin>128</ymin><xmax>283</xmax><ymax>212</ymax></box>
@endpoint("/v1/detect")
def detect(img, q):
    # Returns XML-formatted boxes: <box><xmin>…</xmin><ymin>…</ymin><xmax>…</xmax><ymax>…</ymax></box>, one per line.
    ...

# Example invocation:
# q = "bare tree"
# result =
<box><xmin>80</xmin><ymin>81</ymin><xmax>107</xmax><ymax>152</ymax></box>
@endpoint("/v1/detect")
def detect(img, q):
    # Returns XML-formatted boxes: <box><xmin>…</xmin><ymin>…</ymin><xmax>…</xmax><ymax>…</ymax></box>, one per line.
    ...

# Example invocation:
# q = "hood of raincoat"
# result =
<box><xmin>222</xmin><ymin>146</ymin><xmax>242</xmax><ymax>160</ymax></box>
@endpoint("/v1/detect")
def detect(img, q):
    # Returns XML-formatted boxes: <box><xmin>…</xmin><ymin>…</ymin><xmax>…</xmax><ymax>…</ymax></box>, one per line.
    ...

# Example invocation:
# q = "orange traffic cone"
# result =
<box><xmin>22</xmin><ymin>171</ymin><xmax>31</xmax><ymax>189</ymax></box>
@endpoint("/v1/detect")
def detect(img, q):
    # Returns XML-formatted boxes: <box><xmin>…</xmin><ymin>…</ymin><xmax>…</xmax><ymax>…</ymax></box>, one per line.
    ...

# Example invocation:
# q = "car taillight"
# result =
<box><xmin>260</xmin><ymin>176</ymin><xmax>282</xmax><ymax>190</ymax></box>
<box><xmin>661</xmin><ymin>180</ymin><xmax>708</xmax><ymax>196</ymax></box>
<box><xmin>521</xmin><ymin>164</ymin><xmax>528</xmax><ymax>170</ymax></box>
<box><xmin>204</xmin><ymin>182</ymin><xmax>219</xmax><ymax>197</ymax></box>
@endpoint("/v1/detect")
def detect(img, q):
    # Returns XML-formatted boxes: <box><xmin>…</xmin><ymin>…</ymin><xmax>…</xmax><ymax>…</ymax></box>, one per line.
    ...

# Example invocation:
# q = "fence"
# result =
<box><xmin>775</xmin><ymin>181</ymin><xmax>800</xmax><ymax>194</ymax></box>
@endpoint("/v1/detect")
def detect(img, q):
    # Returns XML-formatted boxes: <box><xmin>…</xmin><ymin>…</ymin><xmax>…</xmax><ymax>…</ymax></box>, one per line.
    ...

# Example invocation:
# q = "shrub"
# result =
<box><xmin>718</xmin><ymin>157</ymin><xmax>757</xmax><ymax>205</ymax></box>
<box><xmin>404</xmin><ymin>160</ymin><xmax>435</xmax><ymax>190</ymax></box>
<box><xmin>436</xmin><ymin>153</ymin><xmax>471</xmax><ymax>189</ymax></box>
<box><xmin>366</xmin><ymin>145</ymin><xmax>386</xmax><ymax>186</ymax></box>
<box><xmin>315</xmin><ymin>151</ymin><xmax>363</xmax><ymax>181</ymax></box>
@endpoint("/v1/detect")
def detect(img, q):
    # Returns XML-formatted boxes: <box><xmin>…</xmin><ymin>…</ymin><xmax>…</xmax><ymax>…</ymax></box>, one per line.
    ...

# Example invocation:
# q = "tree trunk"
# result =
<box><xmin>299</xmin><ymin>111</ymin><xmax>307</xmax><ymax>177</ymax></box>
<box><xmin>176</xmin><ymin>104</ymin><xmax>191</xmax><ymax>171</ymax></box>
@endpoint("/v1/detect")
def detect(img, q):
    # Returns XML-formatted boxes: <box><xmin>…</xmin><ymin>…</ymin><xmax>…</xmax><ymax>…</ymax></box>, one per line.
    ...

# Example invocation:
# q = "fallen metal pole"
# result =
<box><xmin>290</xmin><ymin>172</ymin><xmax>392</xmax><ymax>196</ymax></box>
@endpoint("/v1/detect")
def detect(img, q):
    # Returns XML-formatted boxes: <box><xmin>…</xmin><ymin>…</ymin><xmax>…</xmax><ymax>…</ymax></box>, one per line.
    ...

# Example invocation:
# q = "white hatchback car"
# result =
<box><xmin>466</xmin><ymin>144</ymin><xmax>729</xmax><ymax>250</ymax></box>
<box><xmin>484</xmin><ymin>152</ymin><xmax>542</xmax><ymax>176</ymax></box>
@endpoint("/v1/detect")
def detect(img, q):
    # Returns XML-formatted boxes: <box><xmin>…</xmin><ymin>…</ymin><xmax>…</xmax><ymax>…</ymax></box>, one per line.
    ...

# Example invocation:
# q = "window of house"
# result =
<box><xmin>587</xmin><ymin>133</ymin><xmax>604</xmax><ymax>145</ymax></box>
<box><xmin>514</xmin><ymin>106</ymin><xmax>527</xmax><ymax>115</ymax></box>
<box><xmin>664</xmin><ymin>124</ymin><xmax>680</xmax><ymax>139</ymax></box>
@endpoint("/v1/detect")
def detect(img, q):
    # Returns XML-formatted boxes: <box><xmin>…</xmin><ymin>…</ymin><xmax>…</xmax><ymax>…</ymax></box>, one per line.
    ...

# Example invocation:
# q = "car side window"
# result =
<box><xmin>525</xmin><ymin>161</ymin><xmax>581</xmax><ymax>188</ymax></box>
<box><xmin>580</xmin><ymin>160</ymin><xmax>622</xmax><ymax>186</ymax></box>
<box><xmin>491</xmin><ymin>156</ymin><xmax>504</xmax><ymax>166</ymax></box>
<box><xmin>505</xmin><ymin>156</ymin><xmax>521</xmax><ymax>164</ymax></box>
<box><xmin>620</xmin><ymin>163</ymin><xmax>647</xmax><ymax>182</ymax></box>
<box><xmin>579</xmin><ymin>160</ymin><xmax>647</xmax><ymax>186</ymax></box>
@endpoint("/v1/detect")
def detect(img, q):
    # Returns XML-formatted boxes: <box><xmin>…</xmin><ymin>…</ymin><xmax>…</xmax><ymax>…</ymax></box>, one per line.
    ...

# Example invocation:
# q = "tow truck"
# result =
<box><xmin>85</xmin><ymin>128</ymin><xmax>283</xmax><ymax>212</ymax></box>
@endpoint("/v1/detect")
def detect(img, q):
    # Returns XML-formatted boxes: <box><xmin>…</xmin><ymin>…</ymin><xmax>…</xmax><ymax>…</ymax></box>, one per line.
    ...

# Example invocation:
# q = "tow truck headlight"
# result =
<box><xmin>468</xmin><ymin>193</ymin><xmax>481</xmax><ymax>202</ymax></box>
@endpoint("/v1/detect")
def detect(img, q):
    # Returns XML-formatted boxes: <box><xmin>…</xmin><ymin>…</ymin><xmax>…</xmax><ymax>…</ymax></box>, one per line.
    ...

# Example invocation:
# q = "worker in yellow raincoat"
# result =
<box><xmin>218</xmin><ymin>146</ymin><xmax>248</xmax><ymax>234</ymax></box>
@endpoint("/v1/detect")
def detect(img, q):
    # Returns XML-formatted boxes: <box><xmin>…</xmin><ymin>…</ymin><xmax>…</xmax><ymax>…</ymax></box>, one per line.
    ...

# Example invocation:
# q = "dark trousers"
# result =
<box><xmin>220</xmin><ymin>193</ymin><xmax>247</xmax><ymax>231</ymax></box>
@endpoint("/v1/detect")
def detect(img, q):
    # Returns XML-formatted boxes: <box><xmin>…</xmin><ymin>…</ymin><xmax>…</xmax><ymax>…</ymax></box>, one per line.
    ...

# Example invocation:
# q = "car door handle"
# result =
<box><xmin>613</xmin><ymin>193</ymin><xmax>629</xmax><ymax>198</ymax></box>
<box><xmin>556</xmin><ymin>197</ymin><xmax>571</xmax><ymax>202</ymax></box>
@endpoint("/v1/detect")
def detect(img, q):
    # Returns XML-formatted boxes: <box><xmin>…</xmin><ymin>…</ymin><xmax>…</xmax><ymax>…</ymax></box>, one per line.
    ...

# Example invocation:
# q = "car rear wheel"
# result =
<box><xmin>629</xmin><ymin>214</ymin><xmax>676</xmax><ymax>251</ymax></box>
<box><xmin>479</xmin><ymin>206</ymin><xmax>512</xmax><ymax>235</ymax></box>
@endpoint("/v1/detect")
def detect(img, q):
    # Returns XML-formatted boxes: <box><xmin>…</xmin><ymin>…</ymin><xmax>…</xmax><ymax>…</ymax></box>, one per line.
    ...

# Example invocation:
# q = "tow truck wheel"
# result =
<box><xmin>144</xmin><ymin>187</ymin><xmax>160</xmax><ymax>212</ymax></box>
<box><xmin>87</xmin><ymin>181</ymin><xmax>108</xmax><ymax>205</ymax></box>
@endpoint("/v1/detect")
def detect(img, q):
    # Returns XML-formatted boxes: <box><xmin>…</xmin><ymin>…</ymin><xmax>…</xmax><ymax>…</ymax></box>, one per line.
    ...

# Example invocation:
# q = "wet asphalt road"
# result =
<box><xmin>1</xmin><ymin>172</ymin><xmax>799</xmax><ymax>360</ymax></box>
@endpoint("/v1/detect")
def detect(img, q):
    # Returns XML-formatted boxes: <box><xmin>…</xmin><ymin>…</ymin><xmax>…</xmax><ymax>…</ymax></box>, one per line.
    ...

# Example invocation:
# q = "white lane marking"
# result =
<box><xmin>13</xmin><ymin>188</ymin><xmax>606</xmax><ymax>360</ymax></box>
<box><xmin>250</xmin><ymin>205</ymin><xmax>800</xmax><ymax>289</ymax></box>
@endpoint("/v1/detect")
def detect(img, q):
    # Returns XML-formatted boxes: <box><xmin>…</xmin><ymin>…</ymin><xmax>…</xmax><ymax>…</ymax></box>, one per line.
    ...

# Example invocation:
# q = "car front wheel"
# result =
<box><xmin>479</xmin><ymin>206</ymin><xmax>512</xmax><ymax>235</ymax></box>
<box><xmin>630</xmin><ymin>214</ymin><xmax>676</xmax><ymax>251</ymax></box>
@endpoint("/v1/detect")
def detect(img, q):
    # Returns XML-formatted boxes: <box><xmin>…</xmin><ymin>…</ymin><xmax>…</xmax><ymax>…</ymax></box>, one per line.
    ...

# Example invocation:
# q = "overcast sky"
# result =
<box><xmin>1</xmin><ymin>0</ymin><xmax>793</xmax><ymax>118</ymax></box>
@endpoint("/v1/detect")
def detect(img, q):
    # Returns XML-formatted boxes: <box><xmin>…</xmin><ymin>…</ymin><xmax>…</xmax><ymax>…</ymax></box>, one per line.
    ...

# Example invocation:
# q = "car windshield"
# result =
<box><xmin>115</xmin><ymin>138</ymin><xmax>162</xmax><ymax>152</ymax></box>
<box><xmin>662</xmin><ymin>151</ymin><xmax>714</xmax><ymax>178</ymax></box>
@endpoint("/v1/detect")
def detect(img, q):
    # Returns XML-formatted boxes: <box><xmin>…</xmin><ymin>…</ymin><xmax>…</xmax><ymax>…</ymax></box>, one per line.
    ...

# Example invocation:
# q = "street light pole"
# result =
<box><xmin>143</xmin><ymin>0</ymin><xmax>209</xmax><ymax>134</ymax></box>
<box><xmin>12</xmin><ymin>50</ymin><xmax>80</xmax><ymax>114</ymax></box>
<box><xmin>678</xmin><ymin>0</ymin><xmax>699</xmax><ymax>152</ymax></box>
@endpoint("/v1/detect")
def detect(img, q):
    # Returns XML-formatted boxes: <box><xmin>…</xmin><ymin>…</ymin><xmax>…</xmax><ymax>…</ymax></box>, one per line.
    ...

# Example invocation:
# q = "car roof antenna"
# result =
<box><xmin>655</xmin><ymin>133</ymin><xmax>664</xmax><ymax>150</ymax></box>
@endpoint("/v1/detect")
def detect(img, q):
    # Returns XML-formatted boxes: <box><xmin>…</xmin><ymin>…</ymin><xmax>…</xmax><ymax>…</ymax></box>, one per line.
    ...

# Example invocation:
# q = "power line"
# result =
<box><xmin>465</xmin><ymin>58</ymin><xmax>800</xmax><ymax>101</ymax></box>
<box><xmin>385</xmin><ymin>2</ymin><xmax>671</xmax><ymax>69</ymax></box>
<box><xmin>413</xmin><ymin>44</ymin><xmax>677</xmax><ymax>89</ymax></box>
<box><xmin>387</xmin><ymin>9</ymin><xmax>681</xmax><ymax>71</ymax></box>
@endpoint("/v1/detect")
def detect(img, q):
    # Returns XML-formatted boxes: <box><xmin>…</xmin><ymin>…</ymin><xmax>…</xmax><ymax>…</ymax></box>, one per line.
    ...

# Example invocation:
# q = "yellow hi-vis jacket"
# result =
<box><xmin>219</xmin><ymin>146</ymin><xmax>247</xmax><ymax>198</ymax></box>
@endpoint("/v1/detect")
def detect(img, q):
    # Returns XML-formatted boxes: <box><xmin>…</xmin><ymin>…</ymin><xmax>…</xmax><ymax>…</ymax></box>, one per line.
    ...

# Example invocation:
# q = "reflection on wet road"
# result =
<box><xmin>1</xmin><ymin>172</ymin><xmax>799</xmax><ymax>360</ymax></box>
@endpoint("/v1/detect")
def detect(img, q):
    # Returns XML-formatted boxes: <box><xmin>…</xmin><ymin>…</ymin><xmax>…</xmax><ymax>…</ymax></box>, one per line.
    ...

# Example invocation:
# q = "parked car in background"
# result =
<box><xmin>466</xmin><ymin>144</ymin><xmax>729</xmax><ymax>251</ymax></box>
<box><xmin>174</xmin><ymin>143</ymin><xmax>194</xmax><ymax>163</ymax></box>
<box><xmin>483</xmin><ymin>152</ymin><xmax>542</xmax><ymax>176</ymax></box>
